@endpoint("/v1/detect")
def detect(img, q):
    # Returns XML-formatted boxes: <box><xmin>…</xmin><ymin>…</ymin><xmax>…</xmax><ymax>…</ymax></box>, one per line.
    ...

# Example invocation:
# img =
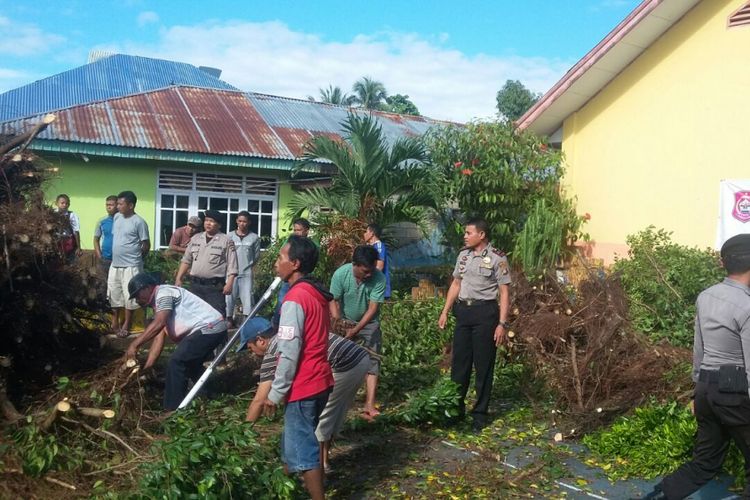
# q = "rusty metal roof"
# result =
<box><xmin>1</xmin><ymin>86</ymin><xmax>452</xmax><ymax>163</ymax></box>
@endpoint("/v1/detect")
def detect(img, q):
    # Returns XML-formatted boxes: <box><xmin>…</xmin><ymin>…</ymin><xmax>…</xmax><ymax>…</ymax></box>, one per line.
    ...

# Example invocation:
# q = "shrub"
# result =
<box><xmin>138</xmin><ymin>398</ymin><xmax>297</xmax><ymax>499</ymax></box>
<box><xmin>426</xmin><ymin>120</ymin><xmax>570</xmax><ymax>254</ymax></box>
<box><xmin>613</xmin><ymin>227</ymin><xmax>723</xmax><ymax>347</ymax></box>
<box><xmin>583</xmin><ymin>401</ymin><xmax>743</xmax><ymax>485</ymax></box>
<box><xmin>379</xmin><ymin>299</ymin><xmax>453</xmax><ymax>400</ymax></box>
<box><xmin>513</xmin><ymin>197</ymin><xmax>587</xmax><ymax>281</ymax></box>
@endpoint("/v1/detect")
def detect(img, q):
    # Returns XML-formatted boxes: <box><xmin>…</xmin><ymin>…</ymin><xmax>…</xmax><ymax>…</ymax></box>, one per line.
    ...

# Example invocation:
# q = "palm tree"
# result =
<box><xmin>312</xmin><ymin>85</ymin><xmax>354</xmax><ymax>106</ymax></box>
<box><xmin>289</xmin><ymin>113</ymin><xmax>441</xmax><ymax>230</ymax></box>
<box><xmin>350</xmin><ymin>77</ymin><xmax>388</xmax><ymax>110</ymax></box>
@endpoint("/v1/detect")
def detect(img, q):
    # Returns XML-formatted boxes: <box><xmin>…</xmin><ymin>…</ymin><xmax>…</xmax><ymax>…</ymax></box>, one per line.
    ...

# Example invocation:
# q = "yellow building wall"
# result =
<box><xmin>562</xmin><ymin>0</ymin><xmax>750</xmax><ymax>262</ymax></box>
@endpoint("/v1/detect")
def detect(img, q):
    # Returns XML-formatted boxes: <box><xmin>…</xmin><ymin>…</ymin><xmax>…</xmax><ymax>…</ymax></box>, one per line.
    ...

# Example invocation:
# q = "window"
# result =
<box><xmin>156</xmin><ymin>169</ymin><xmax>278</xmax><ymax>249</ymax></box>
<box><xmin>729</xmin><ymin>2</ymin><xmax>750</xmax><ymax>28</ymax></box>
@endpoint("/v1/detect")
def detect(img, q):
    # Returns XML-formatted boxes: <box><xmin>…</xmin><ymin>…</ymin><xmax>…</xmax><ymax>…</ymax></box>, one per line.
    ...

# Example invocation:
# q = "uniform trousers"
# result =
<box><xmin>189</xmin><ymin>278</ymin><xmax>226</xmax><ymax>317</ymax></box>
<box><xmin>661</xmin><ymin>380</ymin><xmax>750</xmax><ymax>499</ymax></box>
<box><xmin>164</xmin><ymin>330</ymin><xmax>227</xmax><ymax>410</ymax></box>
<box><xmin>451</xmin><ymin>301</ymin><xmax>498</xmax><ymax>421</ymax></box>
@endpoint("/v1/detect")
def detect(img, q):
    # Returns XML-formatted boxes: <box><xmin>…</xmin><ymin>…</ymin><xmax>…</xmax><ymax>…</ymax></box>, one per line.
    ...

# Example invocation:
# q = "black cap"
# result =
<box><xmin>128</xmin><ymin>272</ymin><xmax>159</xmax><ymax>300</ymax></box>
<box><xmin>721</xmin><ymin>234</ymin><xmax>750</xmax><ymax>259</ymax></box>
<box><xmin>203</xmin><ymin>210</ymin><xmax>223</xmax><ymax>225</ymax></box>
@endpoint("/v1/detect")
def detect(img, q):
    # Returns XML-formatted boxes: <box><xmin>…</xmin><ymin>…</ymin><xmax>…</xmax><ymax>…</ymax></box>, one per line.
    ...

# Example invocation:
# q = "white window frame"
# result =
<box><xmin>155</xmin><ymin>168</ymin><xmax>279</xmax><ymax>249</ymax></box>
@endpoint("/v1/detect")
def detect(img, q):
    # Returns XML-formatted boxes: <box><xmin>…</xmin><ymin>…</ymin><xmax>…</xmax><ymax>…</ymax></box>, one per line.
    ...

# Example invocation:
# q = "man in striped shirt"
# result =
<box><xmin>124</xmin><ymin>272</ymin><xmax>228</xmax><ymax>410</ymax></box>
<box><xmin>241</xmin><ymin>317</ymin><xmax>369</xmax><ymax>474</ymax></box>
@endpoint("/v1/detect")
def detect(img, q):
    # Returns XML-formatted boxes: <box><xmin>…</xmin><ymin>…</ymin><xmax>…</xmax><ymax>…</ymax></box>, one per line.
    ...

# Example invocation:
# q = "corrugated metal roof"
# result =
<box><xmin>0</xmin><ymin>54</ymin><xmax>237</xmax><ymax>122</ymax></box>
<box><xmin>1</xmin><ymin>86</ymin><xmax>452</xmax><ymax>163</ymax></box>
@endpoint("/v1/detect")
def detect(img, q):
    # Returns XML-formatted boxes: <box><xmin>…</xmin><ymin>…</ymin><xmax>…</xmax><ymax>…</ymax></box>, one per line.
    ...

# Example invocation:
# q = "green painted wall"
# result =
<box><xmin>277</xmin><ymin>180</ymin><xmax>296</xmax><ymax>239</ymax></box>
<box><xmin>44</xmin><ymin>156</ymin><xmax>156</xmax><ymax>250</ymax></box>
<box><xmin>41</xmin><ymin>152</ymin><xmax>296</xmax><ymax>249</ymax></box>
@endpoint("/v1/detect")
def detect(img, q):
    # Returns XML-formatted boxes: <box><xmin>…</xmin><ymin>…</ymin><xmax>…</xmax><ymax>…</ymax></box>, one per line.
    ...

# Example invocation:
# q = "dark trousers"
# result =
<box><xmin>190</xmin><ymin>280</ymin><xmax>226</xmax><ymax>317</ymax></box>
<box><xmin>451</xmin><ymin>301</ymin><xmax>498</xmax><ymax>421</ymax></box>
<box><xmin>164</xmin><ymin>330</ymin><xmax>227</xmax><ymax>410</ymax></box>
<box><xmin>661</xmin><ymin>381</ymin><xmax>750</xmax><ymax>499</ymax></box>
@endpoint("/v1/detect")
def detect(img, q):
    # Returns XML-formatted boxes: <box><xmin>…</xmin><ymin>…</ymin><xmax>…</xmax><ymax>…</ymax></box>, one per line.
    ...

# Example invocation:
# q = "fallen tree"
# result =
<box><xmin>0</xmin><ymin>116</ymin><xmax>110</xmax><ymax>420</ymax></box>
<box><xmin>511</xmin><ymin>261</ymin><xmax>692</xmax><ymax>430</ymax></box>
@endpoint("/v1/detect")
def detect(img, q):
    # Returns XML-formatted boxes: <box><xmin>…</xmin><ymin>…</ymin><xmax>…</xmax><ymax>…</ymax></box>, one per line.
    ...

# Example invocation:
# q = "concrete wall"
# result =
<box><xmin>562</xmin><ymin>0</ymin><xmax>750</xmax><ymax>262</ymax></box>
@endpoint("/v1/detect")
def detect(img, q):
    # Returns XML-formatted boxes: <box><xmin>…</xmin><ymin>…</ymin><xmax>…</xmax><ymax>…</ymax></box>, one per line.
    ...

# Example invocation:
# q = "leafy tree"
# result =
<box><xmin>425</xmin><ymin>120</ymin><xmax>571</xmax><ymax>254</ymax></box>
<box><xmin>384</xmin><ymin>94</ymin><xmax>420</xmax><ymax>116</ymax></box>
<box><xmin>351</xmin><ymin>77</ymin><xmax>388</xmax><ymax>110</ymax></box>
<box><xmin>496</xmin><ymin>79</ymin><xmax>540</xmax><ymax>121</ymax></box>
<box><xmin>308</xmin><ymin>84</ymin><xmax>354</xmax><ymax>106</ymax></box>
<box><xmin>289</xmin><ymin>113</ymin><xmax>441</xmax><ymax>230</ymax></box>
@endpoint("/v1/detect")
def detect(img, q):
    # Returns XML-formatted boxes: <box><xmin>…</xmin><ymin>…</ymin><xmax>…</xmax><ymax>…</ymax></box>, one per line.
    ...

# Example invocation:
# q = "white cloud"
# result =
<box><xmin>0</xmin><ymin>16</ymin><xmax>65</xmax><ymax>56</ymax></box>
<box><xmin>125</xmin><ymin>21</ymin><xmax>569</xmax><ymax>122</ymax></box>
<box><xmin>137</xmin><ymin>11</ymin><xmax>160</xmax><ymax>27</ymax></box>
<box><xmin>0</xmin><ymin>67</ymin><xmax>35</xmax><ymax>94</ymax></box>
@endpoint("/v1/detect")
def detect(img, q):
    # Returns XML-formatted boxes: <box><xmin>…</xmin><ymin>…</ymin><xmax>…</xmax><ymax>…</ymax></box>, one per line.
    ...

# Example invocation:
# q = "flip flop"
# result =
<box><xmin>360</xmin><ymin>411</ymin><xmax>375</xmax><ymax>422</ymax></box>
<box><xmin>364</xmin><ymin>408</ymin><xmax>381</xmax><ymax>418</ymax></box>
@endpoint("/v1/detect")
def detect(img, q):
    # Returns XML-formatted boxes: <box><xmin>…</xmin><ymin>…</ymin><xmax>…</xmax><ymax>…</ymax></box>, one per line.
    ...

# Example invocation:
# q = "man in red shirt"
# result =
<box><xmin>167</xmin><ymin>216</ymin><xmax>202</xmax><ymax>256</ymax></box>
<box><xmin>262</xmin><ymin>235</ymin><xmax>333</xmax><ymax>500</ymax></box>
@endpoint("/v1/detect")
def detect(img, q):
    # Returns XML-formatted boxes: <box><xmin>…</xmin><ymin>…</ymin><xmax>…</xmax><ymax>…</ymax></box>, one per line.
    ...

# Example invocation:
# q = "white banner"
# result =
<box><xmin>716</xmin><ymin>179</ymin><xmax>750</xmax><ymax>249</ymax></box>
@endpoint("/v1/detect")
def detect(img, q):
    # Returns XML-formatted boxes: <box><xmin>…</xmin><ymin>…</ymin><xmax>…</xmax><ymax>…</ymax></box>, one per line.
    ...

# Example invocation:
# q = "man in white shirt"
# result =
<box><xmin>124</xmin><ymin>273</ymin><xmax>227</xmax><ymax>411</ymax></box>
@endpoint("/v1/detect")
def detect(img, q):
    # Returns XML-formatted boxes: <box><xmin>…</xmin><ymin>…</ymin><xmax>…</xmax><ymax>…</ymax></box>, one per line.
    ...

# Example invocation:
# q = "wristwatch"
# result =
<box><xmin>499</xmin><ymin>321</ymin><xmax>511</xmax><ymax>329</ymax></box>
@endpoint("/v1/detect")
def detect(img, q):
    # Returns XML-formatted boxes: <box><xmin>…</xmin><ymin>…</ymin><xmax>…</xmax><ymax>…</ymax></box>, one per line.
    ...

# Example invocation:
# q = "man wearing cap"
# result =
<box><xmin>167</xmin><ymin>216</ymin><xmax>203</xmax><ymax>256</ymax></box>
<box><xmin>241</xmin><ymin>317</ymin><xmax>369</xmax><ymax>474</ymax></box>
<box><xmin>175</xmin><ymin>210</ymin><xmax>238</xmax><ymax>317</ymax></box>
<box><xmin>226</xmin><ymin>211</ymin><xmax>261</xmax><ymax>327</ymax></box>
<box><xmin>641</xmin><ymin>234</ymin><xmax>750</xmax><ymax>500</ymax></box>
<box><xmin>438</xmin><ymin>217</ymin><xmax>511</xmax><ymax>433</ymax></box>
<box><xmin>124</xmin><ymin>272</ymin><xmax>228</xmax><ymax>411</ymax></box>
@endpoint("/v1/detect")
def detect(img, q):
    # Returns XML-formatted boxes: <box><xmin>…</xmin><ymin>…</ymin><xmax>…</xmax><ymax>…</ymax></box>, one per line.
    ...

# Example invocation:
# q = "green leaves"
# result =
<box><xmin>291</xmin><ymin>113</ymin><xmax>441</xmax><ymax>231</ymax></box>
<box><xmin>425</xmin><ymin>120</ymin><xmax>572</xmax><ymax>256</ymax></box>
<box><xmin>137</xmin><ymin>398</ymin><xmax>298</xmax><ymax>499</ymax></box>
<box><xmin>613</xmin><ymin>227</ymin><xmax>724</xmax><ymax>347</ymax></box>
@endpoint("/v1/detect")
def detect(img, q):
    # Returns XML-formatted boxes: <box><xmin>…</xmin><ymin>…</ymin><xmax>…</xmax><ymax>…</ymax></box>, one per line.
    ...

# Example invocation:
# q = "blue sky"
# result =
<box><xmin>0</xmin><ymin>0</ymin><xmax>640</xmax><ymax>121</ymax></box>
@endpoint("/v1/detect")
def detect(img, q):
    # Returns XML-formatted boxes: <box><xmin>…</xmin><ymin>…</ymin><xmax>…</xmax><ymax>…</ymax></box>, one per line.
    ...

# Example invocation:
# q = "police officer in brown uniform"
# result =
<box><xmin>642</xmin><ymin>233</ymin><xmax>750</xmax><ymax>500</ymax></box>
<box><xmin>175</xmin><ymin>210</ymin><xmax>238</xmax><ymax>317</ymax></box>
<box><xmin>438</xmin><ymin>218</ymin><xmax>511</xmax><ymax>433</ymax></box>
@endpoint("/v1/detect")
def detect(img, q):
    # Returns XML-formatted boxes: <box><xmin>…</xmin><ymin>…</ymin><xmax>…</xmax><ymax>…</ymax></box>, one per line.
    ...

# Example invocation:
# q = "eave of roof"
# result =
<box><xmin>30</xmin><ymin>140</ymin><xmax>301</xmax><ymax>172</ymax></box>
<box><xmin>517</xmin><ymin>0</ymin><xmax>701</xmax><ymax>137</ymax></box>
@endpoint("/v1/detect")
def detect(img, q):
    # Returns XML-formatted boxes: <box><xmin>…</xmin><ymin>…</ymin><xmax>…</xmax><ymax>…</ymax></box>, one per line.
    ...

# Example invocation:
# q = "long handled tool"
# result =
<box><xmin>178</xmin><ymin>277</ymin><xmax>283</xmax><ymax>410</ymax></box>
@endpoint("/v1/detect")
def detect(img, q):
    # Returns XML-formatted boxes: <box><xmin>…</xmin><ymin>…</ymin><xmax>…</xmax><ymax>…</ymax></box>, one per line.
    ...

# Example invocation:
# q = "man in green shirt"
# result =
<box><xmin>330</xmin><ymin>245</ymin><xmax>386</xmax><ymax>419</ymax></box>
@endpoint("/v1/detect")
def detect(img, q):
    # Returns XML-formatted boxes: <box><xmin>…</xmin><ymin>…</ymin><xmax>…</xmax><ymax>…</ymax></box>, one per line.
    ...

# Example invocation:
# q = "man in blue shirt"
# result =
<box><xmin>364</xmin><ymin>223</ymin><xmax>391</xmax><ymax>299</ymax></box>
<box><xmin>94</xmin><ymin>195</ymin><xmax>117</xmax><ymax>277</ymax></box>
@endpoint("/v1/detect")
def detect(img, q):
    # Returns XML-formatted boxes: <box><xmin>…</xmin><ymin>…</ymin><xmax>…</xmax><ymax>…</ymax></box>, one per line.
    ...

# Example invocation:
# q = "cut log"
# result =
<box><xmin>78</xmin><ymin>407</ymin><xmax>116</xmax><ymax>419</ymax></box>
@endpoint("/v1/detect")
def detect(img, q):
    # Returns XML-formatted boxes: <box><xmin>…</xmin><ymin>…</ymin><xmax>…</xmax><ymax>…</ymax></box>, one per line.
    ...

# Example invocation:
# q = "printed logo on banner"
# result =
<box><xmin>733</xmin><ymin>191</ymin><xmax>750</xmax><ymax>223</ymax></box>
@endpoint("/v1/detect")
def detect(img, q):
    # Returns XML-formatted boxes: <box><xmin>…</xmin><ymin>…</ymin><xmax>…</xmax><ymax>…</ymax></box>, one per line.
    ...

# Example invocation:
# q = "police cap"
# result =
<box><xmin>202</xmin><ymin>210</ymin><xmax>223</xmax><ymax>225</ymax></box>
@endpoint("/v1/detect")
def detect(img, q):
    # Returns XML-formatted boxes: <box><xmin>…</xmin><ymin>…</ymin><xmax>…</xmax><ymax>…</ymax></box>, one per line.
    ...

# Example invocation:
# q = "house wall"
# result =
<box><xmin>562</xmin><ymin>0</ymin><xmax>750</xmax><ymax>263</ymax></box>
<box><xmin>45</xmin><ymin>156</ymin><xmax>156</xmax><ymax>251</ymax></box>
<box><xmin>43</xmin><ymin>154</ymin><xmax>295</xmax><ymax>249</ymax></box>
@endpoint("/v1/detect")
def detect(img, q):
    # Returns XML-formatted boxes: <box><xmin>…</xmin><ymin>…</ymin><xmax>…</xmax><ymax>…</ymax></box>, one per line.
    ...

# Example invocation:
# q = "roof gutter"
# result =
<box><xmin>516</xmin><ymin>0</ymin><xmax>662</xmax><ymax>131</ymax></box>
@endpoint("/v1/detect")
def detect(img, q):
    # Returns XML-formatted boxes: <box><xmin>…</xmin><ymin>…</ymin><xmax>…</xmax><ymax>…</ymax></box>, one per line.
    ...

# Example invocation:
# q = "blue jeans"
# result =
<box><xmin>281</xmin><ymin>391</ymin><xmax>330</xmax><ymax>473</ymax></box>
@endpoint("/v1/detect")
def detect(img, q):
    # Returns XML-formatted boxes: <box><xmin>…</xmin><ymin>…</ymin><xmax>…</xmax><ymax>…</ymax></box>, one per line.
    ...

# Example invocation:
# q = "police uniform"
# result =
<box><xmin>181</xmin><ymin>231</ymin><xmax>238</xmax><ymax>316</ymax></box>
<box><xmin>647</xmin><ymin>235</ymin><xmax>750</xmax><ymax>500</ymax></box>
<box><xmin>450</xmin><ymin>243</ymin><xmax>511</xmax><ymax>426</ymax></box>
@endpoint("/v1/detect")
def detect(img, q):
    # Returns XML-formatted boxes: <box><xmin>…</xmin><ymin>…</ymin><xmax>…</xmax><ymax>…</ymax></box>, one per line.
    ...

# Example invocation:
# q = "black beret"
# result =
<box><xmin>202</xmin><ymin>210</ymin><xmax>223</xmax><ymax>225</ymax></box>
<box><xmin>721</xmin><ymin>234</ymin><xmax>750</xmax><ymax>258</ymax></box>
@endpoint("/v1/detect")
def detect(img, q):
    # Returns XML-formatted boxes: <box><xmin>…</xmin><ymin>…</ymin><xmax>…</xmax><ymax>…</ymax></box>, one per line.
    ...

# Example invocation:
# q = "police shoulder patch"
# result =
<box><xmin>278</xmin><ymin>325</ymin><xmax>296</xmax><ymax>340</ymax></box>
<box><xmin>492</xmin><ymin>248</ymin><xmax>506</xmax><ymax>257</ymax></box>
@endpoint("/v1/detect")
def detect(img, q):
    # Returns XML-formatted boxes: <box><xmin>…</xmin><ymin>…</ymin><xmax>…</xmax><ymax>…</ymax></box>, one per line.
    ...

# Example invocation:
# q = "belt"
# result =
<box><xmin>190</xmin><ymin>276</ymin><xmax>225</xmax><ymax>286</ymax></box>
<box><xmin>698</xmin><ymin>369</ymin><xmax>720</xmax><ymax>383</ymax></box>
<box><xmin>456</xmin><ymin>298</ymin><xmax>496</xmax><ymax>307</ymax></box>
